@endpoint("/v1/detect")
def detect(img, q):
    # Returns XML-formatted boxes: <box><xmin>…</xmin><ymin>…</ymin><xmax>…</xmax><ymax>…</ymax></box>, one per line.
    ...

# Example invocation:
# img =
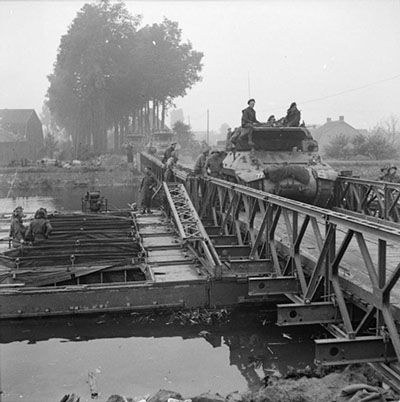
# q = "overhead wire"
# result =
<box><xmin>259</xmin><ymin>73</ymin><xmax>400</xmax><ymax>114</ymax></box>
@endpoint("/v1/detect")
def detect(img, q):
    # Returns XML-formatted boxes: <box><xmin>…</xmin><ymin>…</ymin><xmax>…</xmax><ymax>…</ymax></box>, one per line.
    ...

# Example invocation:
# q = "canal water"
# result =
<box><xmin>0</xmin><ymin>186</ymin><xmax>321</xmax><ymax>401</ymax></box>
<box><xmin>1</xmin><ymin>310</ymin><xmax>322</xmax><ymax>402</ymax></box>
<box><xmin>0</xmin><ymin>185</ymin><xmax>142</xmax><ymax>214</ymax></box>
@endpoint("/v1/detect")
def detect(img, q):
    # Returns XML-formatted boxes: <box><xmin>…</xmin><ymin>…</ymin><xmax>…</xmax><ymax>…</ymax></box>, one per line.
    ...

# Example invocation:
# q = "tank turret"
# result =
<box><xmin>222</xmin><ymin>125</ymin><xmax>338</xmax><ymax>206</ymax></box>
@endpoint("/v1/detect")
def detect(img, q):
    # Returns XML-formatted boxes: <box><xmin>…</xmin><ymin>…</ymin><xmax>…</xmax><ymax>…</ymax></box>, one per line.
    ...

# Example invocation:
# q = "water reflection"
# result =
<box><xmin>1</xmin><ymin>309</ymin><xmax>321</xmax><ymax>400</ymax></box>
<box><xmin>0</xmin><ymin>185</ymin><xmax>141</xmax><ymax>213</ymax></box>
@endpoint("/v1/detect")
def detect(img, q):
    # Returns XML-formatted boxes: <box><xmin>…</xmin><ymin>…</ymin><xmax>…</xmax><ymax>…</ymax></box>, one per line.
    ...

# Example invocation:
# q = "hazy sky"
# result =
<box><xmin>1</xmin><ymin>0</ymin><xmax>400</xmax><ymax>133</ymax></box>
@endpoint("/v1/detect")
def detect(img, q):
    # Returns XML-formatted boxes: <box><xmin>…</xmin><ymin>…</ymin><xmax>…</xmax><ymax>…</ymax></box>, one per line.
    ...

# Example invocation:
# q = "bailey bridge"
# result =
<box><xmin>2</xmin><ymin>151</ymin><xmax>400</xmax><ymax>390</ymax></box>
<box><xmin>139</xmin><ymin>152</ymin><xmax>400</xmax><ymax>390</ymax></box>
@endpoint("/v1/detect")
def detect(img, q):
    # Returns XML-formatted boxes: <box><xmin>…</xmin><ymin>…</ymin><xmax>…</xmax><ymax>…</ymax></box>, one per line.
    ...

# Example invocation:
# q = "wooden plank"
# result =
<box><xmin>151</xmin><ymin>264</ymin><xmax>203</xmax><ymax>282</ymax></box>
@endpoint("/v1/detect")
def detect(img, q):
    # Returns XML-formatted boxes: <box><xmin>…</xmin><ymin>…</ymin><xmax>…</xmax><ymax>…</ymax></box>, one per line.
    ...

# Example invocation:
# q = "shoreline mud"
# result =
<box><xmin>60</xmin><ymin>364</ymin><xmax>397</xmax><ymax>402</ymax></box>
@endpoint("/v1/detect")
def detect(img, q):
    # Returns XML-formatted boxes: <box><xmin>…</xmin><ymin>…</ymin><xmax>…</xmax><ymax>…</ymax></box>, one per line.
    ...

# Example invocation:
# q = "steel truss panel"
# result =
<box><xmin>163</xmin><ymin>182</ymin><xmax>205</xmax><ymax>241</ymax></box>
<box><xmin>336</xmin><ymin>176</ymin><xmax>400</xmax><ymax>223</ymax></box>
<box><xmin>277</xmin><ymin>302</ymin><xmax>342</xmax><ymax>326</ymax></box>
<box><xmin>315</xmin><ymin>336</ymin><xmax>397</xmax><ymax>365</ymax></box>
<box><xmin>248</xmin><ymin>276</ymin><xmax>298</xmax><ymax>296</ymax></box>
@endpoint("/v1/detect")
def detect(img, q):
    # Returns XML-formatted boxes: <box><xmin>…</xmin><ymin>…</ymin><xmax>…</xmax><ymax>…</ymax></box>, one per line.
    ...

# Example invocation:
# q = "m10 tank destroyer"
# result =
<box><xmin>222</xmin><ymin>125</ymin><xmax>338</xmax><ymax>206</ymax></box>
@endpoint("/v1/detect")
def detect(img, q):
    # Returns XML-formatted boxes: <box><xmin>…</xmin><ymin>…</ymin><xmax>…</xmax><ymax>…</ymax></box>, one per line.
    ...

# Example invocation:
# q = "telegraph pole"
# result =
<box><xmin>206</xmin><ymin>109</ymin><xmax>209</xmax><ymax>144</ymax></box>
<box><xmin>248</xmin><ymin>71</ymin><xmax>251</xmax><ymax>98</ymax></box>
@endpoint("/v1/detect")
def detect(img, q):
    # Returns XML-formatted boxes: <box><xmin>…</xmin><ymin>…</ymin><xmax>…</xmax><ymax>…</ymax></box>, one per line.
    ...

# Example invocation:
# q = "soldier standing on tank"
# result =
<box><xmin>139</xmin><ymin>167</ymin><xmax>158</xmax><ymax>214</ymax></box>
<box><xmin>241</xmin><ymin>99</ymin><xmax>260</xmax><ymax>147</ymax></box>
<box><xmin>230</xmin><ymin>99</ymin><xmax>260</xmax><ymax>147</ymax></box>
<box><xmin>283</xmin><ymin>102</ymin><xmax>301</xmax><ymax>127</ymax></box>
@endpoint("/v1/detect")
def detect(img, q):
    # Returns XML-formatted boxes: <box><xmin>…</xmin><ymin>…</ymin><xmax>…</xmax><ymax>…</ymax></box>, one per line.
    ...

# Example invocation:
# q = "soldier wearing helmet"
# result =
<box><xmin>9</xmin><ymin>206</ymin><xmax>26</xmax><ymax>248</ymax></box>
<box><xmin>25</xmin><ymin>208</ymin><xmax>53</xmax><ymax>243</ymax></box>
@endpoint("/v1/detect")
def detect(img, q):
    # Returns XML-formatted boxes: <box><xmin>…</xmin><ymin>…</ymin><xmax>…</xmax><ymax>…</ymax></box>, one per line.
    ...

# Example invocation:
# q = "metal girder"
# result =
<box><xmin>315</xmin><ymin>336</ymin><xmax>397</xmax><ymax>366</ymax></box>
<box><xmin>277</xmin><ymin>302</ymin><xmax>342</xmax><ymax>326</ymax></box>
<box><xmin>229</xmin><ymin>259</ymin><xmax>274</xmax><ymax>275</ymax></box>
<box><xmin>248</xmin><ymin>276</ymin><xmax>298</xmax><ymax>296</ymax></box>
<box><xmin>204</xmin><ymin>226</ymin><xmax>223</xmax><ymax>236</ymax></box>
<box><xmin>215</xmin><ymin>245</ymin><xmax>251</xmax><ymax>259</ymax></box>
<box><xmin>209</xmin><ymin>235</ymin><xmax>238</xmax><ymax>246</ymax></box>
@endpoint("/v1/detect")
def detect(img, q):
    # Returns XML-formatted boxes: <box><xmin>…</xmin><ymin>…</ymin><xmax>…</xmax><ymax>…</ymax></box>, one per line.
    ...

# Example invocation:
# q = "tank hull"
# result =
<box><xmin>222</xmin><ymin>126</ymin><xmax>338</xmax><ymax>207</ymax></box>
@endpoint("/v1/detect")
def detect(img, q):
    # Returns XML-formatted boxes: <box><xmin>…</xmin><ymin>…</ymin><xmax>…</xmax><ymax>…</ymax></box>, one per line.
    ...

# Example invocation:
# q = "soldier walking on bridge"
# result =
<box><xmin>164</xmin><ymin>152</ymin><xmax>178</xmax><ymax>182</ymax></box>
<box><xmin>193</xmin><ymin>148</ymin><xmax>210</xmax><ymax>176</ymax></box>
<box><xmin>139</xmin><ymin>167</ymin><xmax>158</xmax><ymax>214</ymax></box>
<box><xmin>205</xmin><ymin>149</ymin><xmax>224</xmax><ymax>178</ymax></box>
<box><xmin>162</xmin><ymin>142</ymin><xmax>177</xmax><ymax>164</ymax></box>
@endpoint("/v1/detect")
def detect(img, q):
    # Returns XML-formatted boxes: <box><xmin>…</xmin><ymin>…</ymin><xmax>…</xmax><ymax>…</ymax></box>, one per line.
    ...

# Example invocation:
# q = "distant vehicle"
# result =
<box><xmin>222</xmin><ymin>125</ymin><xmax>338</xmax><ymax>206</ymax></box>
<box><xmin>126</xmin><ymin>134</ymin><xmax>146</xmax><ymax>151</ymax></box>
<box><xmin>151</xmin><ymin>130</ymin><xmax>176</xmax><ymax>157</ymax></box>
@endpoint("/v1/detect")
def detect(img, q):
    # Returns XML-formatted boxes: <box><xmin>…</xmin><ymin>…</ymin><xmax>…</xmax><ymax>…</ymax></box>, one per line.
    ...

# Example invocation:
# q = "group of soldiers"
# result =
<box><xmin>193</xmin><ymin>147</ymin><xmax>225</xmax><ymax>178</ymax></box>
<box><xmin>379</xmin><ymin>165</ymin><xmax>400</xmax><ymax>183</ymax></box>
<box><xmin>139</xmin><ymin>140</ymin><xmax>226</xmax><ymax>213</ymax></box>
<box><xmin>9</xmin><ymin>206</ymin><xmax>53</xmax><ymax>248</ymax></box>
<box><xmin>230</xmin><ymin>99</ymin><xmax>301</xmax><ymax>147</ymax></box>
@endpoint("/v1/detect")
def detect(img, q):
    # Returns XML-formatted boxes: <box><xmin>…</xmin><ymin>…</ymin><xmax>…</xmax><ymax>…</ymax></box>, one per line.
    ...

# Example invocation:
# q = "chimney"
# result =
<box><xmin>327</xmin><ymin>117</ymin><xmax>332</xmax><ymax>122</ymax></box>
<box><xmin>339</xmin><ymin>116</ymin><xmax>344</xmax><ymax>121</ymax></box>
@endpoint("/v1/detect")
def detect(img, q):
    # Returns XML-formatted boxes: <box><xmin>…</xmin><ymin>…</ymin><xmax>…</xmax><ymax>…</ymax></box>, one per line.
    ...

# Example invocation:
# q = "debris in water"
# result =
<box><xmin>167</xmin><ymin>308</ymin><xmax>230</xmax><ymax>326</ymax></box>
<box><xmin>87</xmin><ymin>371</ymin><xmax>99</xmax><ymax>399</ymax></box>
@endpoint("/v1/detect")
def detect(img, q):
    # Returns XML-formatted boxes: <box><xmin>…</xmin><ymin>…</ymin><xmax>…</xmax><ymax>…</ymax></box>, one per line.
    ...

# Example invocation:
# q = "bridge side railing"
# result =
<box><xmin>140</xmin><ymin>152</ymin><xmax>400</xmax><ymax>368</ymax></box>
<box><xmin>335</xmin><ymin>176</ymin><xmax>400</xmax><ymax>223</ymax></box>
<box><xmin>193</xmin><ymin>176</ymin><xmax>400</xmax><ymax>367</ymax></box>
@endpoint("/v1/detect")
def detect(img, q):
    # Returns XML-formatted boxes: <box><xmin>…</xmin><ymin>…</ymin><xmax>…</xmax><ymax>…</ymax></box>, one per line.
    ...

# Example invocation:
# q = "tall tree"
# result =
<box><xmin>134</xmin><ymin>18</ymin><xmax>203</xmax><ymax>134</ymax></box>
<box><xmin>47</xmin><ymin>0</ymin><xmax>140</xmax><ymax>156</ymax></box>
<box><xmin>46</xmin><ymin>2</ymin><xmax>203</xmax><ymax>157</ymax></box>
<box><xmin>173</xmin><ymin>120</ymin><xmax>194</xmax><ymax>149</ymax></box>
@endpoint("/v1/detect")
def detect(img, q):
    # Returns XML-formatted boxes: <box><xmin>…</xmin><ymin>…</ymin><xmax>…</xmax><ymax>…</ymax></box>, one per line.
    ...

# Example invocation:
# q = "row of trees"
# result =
<box><xmin>46</xmin><ymin>0</ymin><xmax>203</xmax><ymax>158</ymax></box>
<box><xmin>323</xmin><ymin>117</ymin><xmax>400</xmax><ymax>160</ymax></box>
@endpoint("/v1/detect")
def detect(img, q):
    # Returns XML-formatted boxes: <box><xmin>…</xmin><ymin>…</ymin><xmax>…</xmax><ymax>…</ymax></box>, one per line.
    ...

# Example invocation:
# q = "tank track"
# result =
<box><xmin>314</xmin><ymin>178</ymin><xmax>336</xmax><ymax>208</ymax></box>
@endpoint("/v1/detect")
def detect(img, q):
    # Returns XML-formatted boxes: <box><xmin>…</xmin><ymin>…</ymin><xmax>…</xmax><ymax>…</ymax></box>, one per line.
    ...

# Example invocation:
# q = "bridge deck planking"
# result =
<box><xmin>136</xmin><ymin>212</ymin><xmax>209</xmax><ymax>283</ymax></box>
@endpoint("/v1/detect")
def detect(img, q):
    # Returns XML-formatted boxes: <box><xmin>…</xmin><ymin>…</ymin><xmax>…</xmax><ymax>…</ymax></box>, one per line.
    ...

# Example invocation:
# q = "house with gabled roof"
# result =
<box><xmin>311</xmin><ymin>116</ymin><xmax>362</xmax><ymax>155</ymax></box>
<box><xmin>0</xmin><ymin>109</ymin><xmax>43</xmax><ymax>165</ymax></box>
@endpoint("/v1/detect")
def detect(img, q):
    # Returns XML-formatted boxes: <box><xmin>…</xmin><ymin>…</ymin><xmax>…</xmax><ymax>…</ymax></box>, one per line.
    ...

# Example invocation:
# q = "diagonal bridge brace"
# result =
<box><xmin>163</xmin><ymin>182</ymin><xmax>223</xmax><ymax>278</ymax></box>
